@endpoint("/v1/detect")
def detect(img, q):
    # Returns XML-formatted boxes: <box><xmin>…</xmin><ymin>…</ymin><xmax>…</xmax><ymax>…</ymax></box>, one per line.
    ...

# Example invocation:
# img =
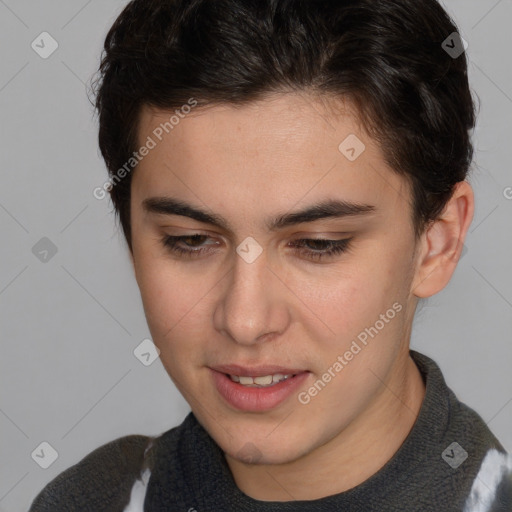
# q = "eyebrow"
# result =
<box><xmin>142</xmin><ymin>196</ymin><xmax>376</xmax><ymax>233</ymax></box>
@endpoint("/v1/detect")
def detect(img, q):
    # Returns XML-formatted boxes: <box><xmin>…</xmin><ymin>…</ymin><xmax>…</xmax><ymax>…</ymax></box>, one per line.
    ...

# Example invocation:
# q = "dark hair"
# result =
<box><xmin>94</xmin><ymin>0</ymin><xmax>475</xmax><ymax>250</ymax></box>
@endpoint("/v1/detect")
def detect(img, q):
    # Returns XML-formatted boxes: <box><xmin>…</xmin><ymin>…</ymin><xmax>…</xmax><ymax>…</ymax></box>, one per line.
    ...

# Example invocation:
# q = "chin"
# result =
<box><xmin>230</xmin><ymin>444</ymin><xmax>304</xmax><ymax>466</ymax></box>
<box><xmin>213</xmin><ymin>425</ymin><xmax>309</xmax><ymax>466</ymax></box>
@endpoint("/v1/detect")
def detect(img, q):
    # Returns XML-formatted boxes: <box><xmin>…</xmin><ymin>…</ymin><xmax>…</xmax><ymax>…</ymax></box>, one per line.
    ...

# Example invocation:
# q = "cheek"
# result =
<box><xmin>294</xmin><ymin>268</ymin><xmax>409</xmax><ymax>414</ymax></box>
<box><xmin>293</xmin><ymin>266</ymin><xmax>393</xmax><ymax>333</ymax></box>
<box><xmin>134</xmin><ymin>251</ymin><xmax>218</xmax><ymax>358</ymax></box>
<box><xmin>139</xmin><ymin>267</ymin><xmax>202</xmax><ymax>331</ymax></box>
<box><xmin>137</xmin><ymin>270</ymin><xmax>204</xmax><ymax>386</ymax></box>
<box><xmin>291</xmin><ymin>252</ymin><xmax>411</xmax><ymax>359</ymax></box>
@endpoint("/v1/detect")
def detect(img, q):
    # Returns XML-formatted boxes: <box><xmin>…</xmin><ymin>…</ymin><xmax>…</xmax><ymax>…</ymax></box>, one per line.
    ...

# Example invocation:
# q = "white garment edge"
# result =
<box><xmin>123</xmin><ymin>467</ymin><xmax>152</xmax><ymax>512</ymax></box>
<box><xmin>123</xmin><ymin>438</ymin><xmax>155</xmax><ymax>512</ymax></box>
<box><xmin>463</xmin><ymin>448</ymin><xmax>512</xmax><ymax>512</ymax></box>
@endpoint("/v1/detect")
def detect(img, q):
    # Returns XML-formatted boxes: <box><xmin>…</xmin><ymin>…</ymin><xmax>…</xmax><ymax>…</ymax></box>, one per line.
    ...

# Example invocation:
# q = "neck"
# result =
<box><xmin>225</xmin><ymin>352</ymin><xmax>426</xmax><ymax>501</ymax></box>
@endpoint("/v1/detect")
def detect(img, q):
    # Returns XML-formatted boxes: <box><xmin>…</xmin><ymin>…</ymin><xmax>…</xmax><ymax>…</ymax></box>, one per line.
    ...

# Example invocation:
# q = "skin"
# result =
<box><xmin>129</xmin><ymin>92</ymin><xmax>474</xmax><ymax>501</ymax></box>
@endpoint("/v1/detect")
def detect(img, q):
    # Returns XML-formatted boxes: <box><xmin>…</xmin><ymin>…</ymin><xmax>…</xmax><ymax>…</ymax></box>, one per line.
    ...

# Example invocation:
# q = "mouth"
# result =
<box><xmin>209</xmin><ymin>364</ymin><xmax>311</xmax><ymax>412</ymax></box>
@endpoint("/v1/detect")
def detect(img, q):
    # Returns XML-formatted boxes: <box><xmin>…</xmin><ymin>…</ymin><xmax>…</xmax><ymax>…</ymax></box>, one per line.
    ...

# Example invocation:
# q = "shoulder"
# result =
<box><xmin>411</xmin><ymin>350</ymin><xmax>505</xmax><ymax>451</ymax></box>
<box><xmin>29</xmin><ymin>434</ymin><xmax>154</xmax><ymax>512</ymax></box>
<box><xmin>412</xmin><ymin>351</ymin><xmax>511</xmax><ymax>509</ymax></box>
<box><xmin>464</xmin><ymin>449</ymin><xmax>512</xmax><ymax>512</ymax></box>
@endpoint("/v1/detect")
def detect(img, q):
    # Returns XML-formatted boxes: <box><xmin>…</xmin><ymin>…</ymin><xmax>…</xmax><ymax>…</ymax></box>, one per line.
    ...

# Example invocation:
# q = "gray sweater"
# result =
<box><xmin>30</xmin><ymin>351</ymin><xmax>512</xmax><ymax>511</ymax></box>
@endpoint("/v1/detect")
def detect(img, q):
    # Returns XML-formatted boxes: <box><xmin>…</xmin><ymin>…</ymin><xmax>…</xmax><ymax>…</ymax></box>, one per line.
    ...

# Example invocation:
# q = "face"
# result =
<box><xmin>130</xmin><ymin>92</ymin><xmax>422</xmax><ymax>466</ymax></box>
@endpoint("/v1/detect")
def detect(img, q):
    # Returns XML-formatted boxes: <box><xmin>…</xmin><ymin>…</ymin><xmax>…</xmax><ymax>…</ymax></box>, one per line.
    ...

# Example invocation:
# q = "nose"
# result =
<box><xmin>213</xmin><ymin>247</ymin><xmax>290</xmax><ymax>346</ymax></box>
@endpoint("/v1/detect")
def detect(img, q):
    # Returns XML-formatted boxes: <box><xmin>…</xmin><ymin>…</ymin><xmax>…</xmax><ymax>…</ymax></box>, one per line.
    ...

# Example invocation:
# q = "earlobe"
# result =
<box><xmin>412</xmin><ymin>181</ymin><xmax>474</xmax><ymax>298</ymax></box>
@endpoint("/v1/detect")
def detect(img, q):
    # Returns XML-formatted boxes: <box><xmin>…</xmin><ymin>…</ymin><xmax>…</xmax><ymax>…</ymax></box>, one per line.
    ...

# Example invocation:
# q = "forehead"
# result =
<box><xmin>132</xmin><ymin>93</ymin><xmax>411</xmax><ymax>228</ymax></box>
<box><xmin>137</xmin><ymin>92</ymin><xmax>361</xmax><ymax>155</ymax></box>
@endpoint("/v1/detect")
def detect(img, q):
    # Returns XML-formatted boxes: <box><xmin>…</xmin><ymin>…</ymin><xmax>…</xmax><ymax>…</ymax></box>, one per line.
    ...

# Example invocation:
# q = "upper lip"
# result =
<box><xmin>211</xmin><ymin>364</ymin><xmax>308</xmax><ymax>377</ymax></box>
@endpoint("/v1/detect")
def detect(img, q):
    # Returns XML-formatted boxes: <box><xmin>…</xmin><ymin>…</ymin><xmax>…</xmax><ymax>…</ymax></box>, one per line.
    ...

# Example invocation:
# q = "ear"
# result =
<box><xmin>412</xmin><ymin>181</ymin><xmax>474</xmax><ymax>298</ymax></box>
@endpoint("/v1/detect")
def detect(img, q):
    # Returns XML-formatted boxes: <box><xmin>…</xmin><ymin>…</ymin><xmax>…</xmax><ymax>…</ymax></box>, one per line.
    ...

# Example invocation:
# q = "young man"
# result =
<box><xmin>30</xmin><ymin>0</ymin><xmax>511</xmax><ymax>510</ymax></box>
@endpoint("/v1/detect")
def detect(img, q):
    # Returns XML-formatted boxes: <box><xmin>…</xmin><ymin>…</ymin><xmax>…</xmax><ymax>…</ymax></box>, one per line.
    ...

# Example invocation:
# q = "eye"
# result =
<box><xmin>160</xmin><ymin>235</ymin><xmax>353</xmax><ymax>261</ymax></box>
<box><xmin>161</xmin><ymin>234</ymin><xmax>220</xmax><ymax>258</ymax></box>
<box><xmin>289</xmin><ymin>238</ymin><xmax>353</xmax><ymax>261</ymax></box>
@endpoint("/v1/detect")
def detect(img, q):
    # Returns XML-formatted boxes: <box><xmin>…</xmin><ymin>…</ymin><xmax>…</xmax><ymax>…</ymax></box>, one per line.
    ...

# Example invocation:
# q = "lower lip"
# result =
<box><xmin>210</xmin><ymin>369</ymin><xmax>310</xmax><ymax>412</ymax></box>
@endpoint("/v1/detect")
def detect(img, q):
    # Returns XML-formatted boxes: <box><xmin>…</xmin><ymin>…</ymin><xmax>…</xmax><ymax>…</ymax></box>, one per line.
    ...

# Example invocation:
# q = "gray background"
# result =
<box><xmin>0</xmin><ymin>1</ymin><xmax>511</xmax><ymax>510</ymax></box>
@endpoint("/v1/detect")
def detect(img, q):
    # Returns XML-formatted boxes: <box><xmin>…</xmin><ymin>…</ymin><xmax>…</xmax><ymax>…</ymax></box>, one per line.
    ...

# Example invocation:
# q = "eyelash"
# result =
<box><xmin>161</xmin><ymin>234</ymin><xmax>353</xmax><ymax>262</ymax></box>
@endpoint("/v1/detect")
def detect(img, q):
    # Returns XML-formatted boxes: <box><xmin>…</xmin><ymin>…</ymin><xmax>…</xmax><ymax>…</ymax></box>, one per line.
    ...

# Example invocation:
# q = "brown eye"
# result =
<box><xmin>161</xmin><ymin>234</ymin><xmax>219</xmax><ymax>258</ymax></box>
<box><xmin>290</xmin><ymin>238</ymin><xmax>353</xmax><ymax>261</ymax></box>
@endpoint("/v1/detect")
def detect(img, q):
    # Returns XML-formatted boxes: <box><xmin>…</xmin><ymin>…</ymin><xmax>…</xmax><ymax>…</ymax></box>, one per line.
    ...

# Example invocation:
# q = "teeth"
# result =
<box><xmin>229</xmin><ymin>373</ymin><xmax>293</xmax><ymax>387</ymax></box>
<box><xmin>254</xmin><ymin>375</ymin><xmax>273</xmax><ymax>385</ymax></box>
